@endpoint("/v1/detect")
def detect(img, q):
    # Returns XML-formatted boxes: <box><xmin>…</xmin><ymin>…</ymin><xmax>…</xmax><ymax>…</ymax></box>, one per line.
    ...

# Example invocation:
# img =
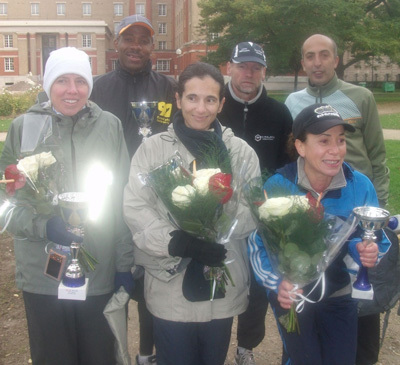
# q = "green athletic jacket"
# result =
<box><xmin>285</xmin><ymin>74</ymin><xmax>389</xmax><ymax>207</ymax></box>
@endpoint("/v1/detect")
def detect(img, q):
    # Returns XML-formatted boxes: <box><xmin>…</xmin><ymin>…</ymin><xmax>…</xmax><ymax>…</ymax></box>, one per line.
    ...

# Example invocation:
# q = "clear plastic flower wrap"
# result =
<box><xmin>244</xmin><ymin>176</ymin><xmax>358</xmax><ymax>332</ymax></box>
<box><xmin>0</xmin><ymin>115</ymin><xmax>98</xmax><ymax>273</ymax></box>
<box><xmin>139</xmin><ymin>151</ymin><xmax>247</xmax><ymax>300</ymax></box>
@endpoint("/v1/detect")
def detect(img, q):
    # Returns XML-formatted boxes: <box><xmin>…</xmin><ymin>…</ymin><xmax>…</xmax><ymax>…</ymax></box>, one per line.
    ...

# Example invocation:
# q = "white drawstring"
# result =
<box><xmin>288</xmin><ymin>272</ymin><xmax>326</xmax><ymax>313</ymax></box>
<box><xmin>0</xmin><ymin>203</ymin><xmax>16</xmax><ymax>234</ymax></box>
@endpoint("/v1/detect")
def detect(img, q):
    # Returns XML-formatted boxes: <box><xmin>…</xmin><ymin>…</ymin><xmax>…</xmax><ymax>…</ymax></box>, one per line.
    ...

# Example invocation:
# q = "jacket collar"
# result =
<box><xmin>33</xmin><ymin>100</ymin><xmax>100</xmax><ymax>125</ymax></box>
<box><xmin>306</xmin><ymin>73</ymin><xmax>339</xmax><ymax>99</ymax></box>
<box><xmin>227</xmin><ymin>81</ymin><xmax>265</xmax><ymax>105</ymax></box>
<box><xmin>296</xmin><ymin>157</ymin><xmax>347</xmax><ymax>199</ymax></box>
<box><xmin>277</xmin><ymin>160</ymin><xmax>355</xmax><ymax>200</ymax></box>
<box><xmin>116</xmin><ymin>59</ymin><xmax>152</xmax><ymax>79</ymax></box>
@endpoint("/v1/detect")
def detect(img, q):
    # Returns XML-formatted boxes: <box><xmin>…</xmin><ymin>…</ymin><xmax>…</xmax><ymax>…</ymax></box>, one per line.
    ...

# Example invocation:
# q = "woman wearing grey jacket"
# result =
<box><xmin>123</xmin><ymin>62</ymin><xmax>260</xmax><ymax>365</ymax></box>
<box><xmin>0</xmin><ymin>47</ymin><xmax>131</xmax><ymax>365</ymax></box>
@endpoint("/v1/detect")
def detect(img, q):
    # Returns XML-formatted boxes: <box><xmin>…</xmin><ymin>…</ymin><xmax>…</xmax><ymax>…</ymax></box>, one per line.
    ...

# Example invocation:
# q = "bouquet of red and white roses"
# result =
<box><xmin>1</xmin><ymin>151</ymin><xmax>98</xmax><ymax>273</ymax></box>
<box><xmin>244</xmin><ymin>177</ymin><xmax>357</xmax><ymax>332</ymax></box>
<box><xmin>141</xmin><ymin>152</ymin><xmax>243</xmax><ymax>300</ymax></box>
<box><xmin>1</xmin><ymin>151</ymin><xmax>59</xmax><ymax>215</ymax></box>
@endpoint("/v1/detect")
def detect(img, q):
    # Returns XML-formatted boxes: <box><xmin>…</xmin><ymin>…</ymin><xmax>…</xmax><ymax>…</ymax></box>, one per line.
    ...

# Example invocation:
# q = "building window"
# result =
<box><xmin>82</xmin><ymin>3</ymin><xmax>91</xmax><ymax>16</ymax></box>
<box><xmin>57</xmin><ymin>3</ymin><xmax>66</xmax><ymax>15</ymax></box>
<box><xmin>5</xmin><ymin>57</ymin><xmax>14</xmax><ymax>71</ymax></box>
<box><xmin>0</xmin><ymin>3</ymin><xmax>7</xmax><ymax>15</ymax></box>
<box><xmin>158</xmin><ymin>4</ymin><xmax>167</xmax><ymax>16</ymax></box>
<box><xmin>114</xmin><ymin>3</ymin><xmax>123</xmax><ymax>16</ymax></box>
<box><xmin>158</xmin><ymin>23</ymin><xmax>166</xmax><ymax>35</ymax></box>
<box><xmin>112</xmin><ymin>59</ymin><xmax>118</xmax><ymax>71</ymax></box>
<box><xmin>82</xmin><ymin>34</ymin><xmax>92</xmax><ymax>48</ymax></box>
<box><xmin>156</xmin><ymin>59</ymin><xmax>170</xmax><ymax>72</ymax></box>
<box><xmin>4</xmin><ymin>34</ymin><xmax>13</xmax><ymax>48</ymax></box>
<box><xmin>31</xmin><ymin>3</ymin><xmax>40</xmax><ymax>15</ymax></box>
<box><xmin>114</xmin><ymin>22</ymin><xmax>120</xmax><ymax>35</ymax></box>
<box><xmin>136</xmin><ymin>3</ymin><xmax>145</xmax><ymax>16</ymax></box>
<box><xmin>158</xmin><ymin>41</ymin><xmax>166</xmax><ymax>50</ymax></box>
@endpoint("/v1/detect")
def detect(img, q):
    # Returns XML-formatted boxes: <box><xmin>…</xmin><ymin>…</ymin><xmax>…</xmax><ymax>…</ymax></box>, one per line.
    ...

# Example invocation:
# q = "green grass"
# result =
<box><xmin>269</xmin><ymin>92</ymin><xmax>289</xmax><ymax>103</ymax></box>
<box><xmin>371</xmin><ymin>90</ymin><xmax>400</xmax><ymax>104</ymax></box>
<box><xmin>385</xmin><ymin>140</ymin><xmax>400</xmax><ymax>214</ymax></box>
<box><xmin>380</xmin><ymin>113</ymin><xmax>400</xmax><ymax>130</ymax></box>
<box><xmin>0</xmin><ymin>119</ymin><xmax>12</xmax><ymax>133</ymax></box>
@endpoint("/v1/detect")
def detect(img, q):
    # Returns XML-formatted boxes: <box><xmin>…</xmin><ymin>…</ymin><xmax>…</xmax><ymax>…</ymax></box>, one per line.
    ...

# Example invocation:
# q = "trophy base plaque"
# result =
<box><xmin>58</xmin><ymin>278</ymin><xmax>89</xmax><ymax>301</ymax></box>
<box><xmin>352</xmin><ymin>285</ymin><xmax>374</xmax><ymax>300</ymax></box>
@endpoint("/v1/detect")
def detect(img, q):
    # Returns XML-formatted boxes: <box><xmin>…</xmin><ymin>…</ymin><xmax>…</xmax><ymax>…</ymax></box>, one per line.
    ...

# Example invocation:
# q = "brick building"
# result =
<box><xmin>0</xmin><ymin>0</ymin><xmax>211</xmax><ymax>87</ymax></box>
<box><xmin>0</xmin><ymin>1</ymin><xmax>398</xmax><ymax>88</ymax></box>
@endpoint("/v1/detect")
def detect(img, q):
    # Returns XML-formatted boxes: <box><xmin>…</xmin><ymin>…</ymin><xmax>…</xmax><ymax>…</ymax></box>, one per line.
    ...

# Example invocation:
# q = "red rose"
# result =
<box><xmin>209</xmin><ymin>172</ymin><xmax>233</xmax><ymax>204</ymax></box>
<box><xmin>4</xmin><ymin>165</ymin><xmax>26</xmax><ymax>196</ymax></box>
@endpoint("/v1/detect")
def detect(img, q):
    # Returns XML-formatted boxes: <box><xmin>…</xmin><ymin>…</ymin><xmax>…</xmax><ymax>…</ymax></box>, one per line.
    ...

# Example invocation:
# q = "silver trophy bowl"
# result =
<box><xmin>131</xmin><ymin>101</ymin><xmax>159</xmax><ymax>140</ymax></box>
<box><xmin>58</xmin><ymin>192</ymin><xmax>89</xmax><ymax>287</ymax></box>
<box><xmin>353</xmin><ymin>206</ymin><xmax>390</xmax><ymax>241</ymax></box>
<box><xmin>352</xmin><ymin>206</ymin><xmax>390</xmax><ymax>291</ymax></box>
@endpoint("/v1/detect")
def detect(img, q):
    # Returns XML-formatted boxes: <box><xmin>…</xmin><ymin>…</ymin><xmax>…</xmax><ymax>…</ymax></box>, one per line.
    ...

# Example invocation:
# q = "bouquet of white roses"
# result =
<box><xmin>140</xmin><ymin>152</ymin><xmax>243</xmax><ymax>300</ymax></box>
<box><xmin>244</xmin><ymin>177</ymin><xmax>357</xmax><ymax>332</ymax></box>
<box><xmin>1</xmin><ymin>152</ymin><xmax>98</xmax><ymax>273</ymax></box>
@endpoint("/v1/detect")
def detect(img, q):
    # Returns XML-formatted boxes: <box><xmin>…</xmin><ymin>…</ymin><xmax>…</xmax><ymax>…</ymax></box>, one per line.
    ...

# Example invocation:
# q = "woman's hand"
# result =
<box><xmin>356</xmin><ymin>240</ymin><xmax>378</xmax><ymax>268</ymax></box>
<box><xmin>277</xmin><ymin>280</ymin><xmax>303</xmax><ymax>309</ymax></box>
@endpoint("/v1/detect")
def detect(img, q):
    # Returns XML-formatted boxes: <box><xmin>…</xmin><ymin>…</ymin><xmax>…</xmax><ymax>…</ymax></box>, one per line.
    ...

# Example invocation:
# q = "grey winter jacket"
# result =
<box><xmin>0</xmin><ymin>101</ymin><xmax>132</xmax><ymax>296</ymax></box>
<box><xmin>123</xmin><ymin>122</ymin><xmax>260</xmax><ymax>322</ymax></box>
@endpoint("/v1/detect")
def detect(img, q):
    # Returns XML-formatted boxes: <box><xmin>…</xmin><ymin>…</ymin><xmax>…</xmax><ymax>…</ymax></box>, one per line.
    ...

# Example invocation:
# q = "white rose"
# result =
<box><xmin>36</xmin><ymin>152</ymin><xmax>56</xmax><ymax>168</ymax></box>
<box><xmin>258</xmin><ymin>197</ymin><xmax>293</xmax><ymax>220</ymax></box>
<box><xmin>193</xmin><ymin>168</ymin><xmax>221</xmax><ymax>195</ymax></box>
<box><xmin>292</xmin><ymin>195</ymin><xmax>310</xmax><ymax>211</ymax></box>
<box><xmin>172</xmin><ymin>185</ymin><xmax>196</xmax><ymax>208</ymax></box>
<box><xmin>17</xmin><ymin>155</ymin><xmax>39</xmax><ymax>181</ymax></box>
<box><xmin>171</xmin><ymin>167</ymin><xmax>182</xmax><ymax>179</ymax></box>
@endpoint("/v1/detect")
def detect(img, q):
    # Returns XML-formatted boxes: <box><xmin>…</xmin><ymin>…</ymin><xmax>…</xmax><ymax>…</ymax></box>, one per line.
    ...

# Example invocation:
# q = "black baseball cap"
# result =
<box><xmin>293</xmin><ymin>103</ymin><xmax>355</xmax><ymax>139</ymax></box>
<box><xmin>116</xmin><ymin>15</ymin><xmax>154</xmax><ymax>37</ymax></box>
<box><xmin>231</xmin><ymin>42</ymin><xmax>267</xmax><ymax>67</ymax></box>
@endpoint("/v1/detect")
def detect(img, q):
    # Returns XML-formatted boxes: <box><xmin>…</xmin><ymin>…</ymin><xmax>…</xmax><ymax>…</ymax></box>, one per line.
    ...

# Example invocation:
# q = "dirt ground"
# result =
<box><xmin>377</xmin><ymin>102</ymin><xmax>400</xmax><ymax>115</ymax></box>
<box><xmin>1</xmin><ymin>231</ymin><xmax>400</xmax><ymax>365</ymax></box>
<box><xmin>1</xmin><ymin>103</ymin><xmax>400</xmax><ymax>365</ymax></box>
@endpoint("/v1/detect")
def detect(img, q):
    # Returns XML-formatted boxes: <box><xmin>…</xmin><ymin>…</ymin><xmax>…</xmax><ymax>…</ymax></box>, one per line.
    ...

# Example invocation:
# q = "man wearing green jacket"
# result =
<box><xmin>285</xmin><ymin>34</ymin><xmax>389</xmax><ymax>208</ymax></box>
<box><xmin>285</xmin><ymin>33</ymin><xmax>389</xmax><ymax>365</ymax></box>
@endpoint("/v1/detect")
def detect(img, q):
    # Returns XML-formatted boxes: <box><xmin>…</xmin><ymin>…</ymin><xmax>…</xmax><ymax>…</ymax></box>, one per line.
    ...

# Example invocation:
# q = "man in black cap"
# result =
<box><xmin>218</xmin><ymin>42</ymin><xmax>293</xmax><ymax>365</ymax></box>
<box><xmin>91</xmin><ymin>14</ymin><xmax>177</xmax><ymax>365</ymax></box>
<box><xmin>219</xmin><ymin>42</ymin><xmax>292</xmax><ymax>175</ymax></box>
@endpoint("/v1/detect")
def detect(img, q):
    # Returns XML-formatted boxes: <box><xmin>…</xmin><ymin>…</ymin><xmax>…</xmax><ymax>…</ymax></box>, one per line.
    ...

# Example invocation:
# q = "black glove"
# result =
<box><xmin>46</xmin><ymin>216</ymin><xmax>83</xmax><ymax>247</ymax></box>
<box><xmin>168</xmin><ymin>230</ymin><xmax>227</xmax><ymax>267</ymax></box>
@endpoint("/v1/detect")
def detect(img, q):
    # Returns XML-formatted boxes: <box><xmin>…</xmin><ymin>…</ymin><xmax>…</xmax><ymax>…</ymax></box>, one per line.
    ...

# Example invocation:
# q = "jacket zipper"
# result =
<box><xmin>243</xmin><ymin>102</ymin><xmax>249</xmax><ymax>132</ymax></box>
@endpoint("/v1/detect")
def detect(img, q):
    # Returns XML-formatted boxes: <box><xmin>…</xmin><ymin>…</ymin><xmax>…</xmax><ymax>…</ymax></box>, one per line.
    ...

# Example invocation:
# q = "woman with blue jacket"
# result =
<box><xmin>249</xmin><ymin>103</ymin><xmax>391</xmax><ymax>365</ymax></box>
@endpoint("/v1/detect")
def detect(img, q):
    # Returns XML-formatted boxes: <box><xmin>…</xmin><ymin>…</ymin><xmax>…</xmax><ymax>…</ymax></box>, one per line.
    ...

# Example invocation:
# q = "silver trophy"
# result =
<box><xmin>131</xmin><ymin>101</ymin><xmax>159</xmax><ymax>140</ymax></box>
<box><xmin>58</xmin><ymin>192</ymin><xmax>89</xmax><ymax>287</ymax></box>
<box><xmin>352</xmin><ymin>206</ymin><xmax>390</xmax><ymax>291</ymax></box>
